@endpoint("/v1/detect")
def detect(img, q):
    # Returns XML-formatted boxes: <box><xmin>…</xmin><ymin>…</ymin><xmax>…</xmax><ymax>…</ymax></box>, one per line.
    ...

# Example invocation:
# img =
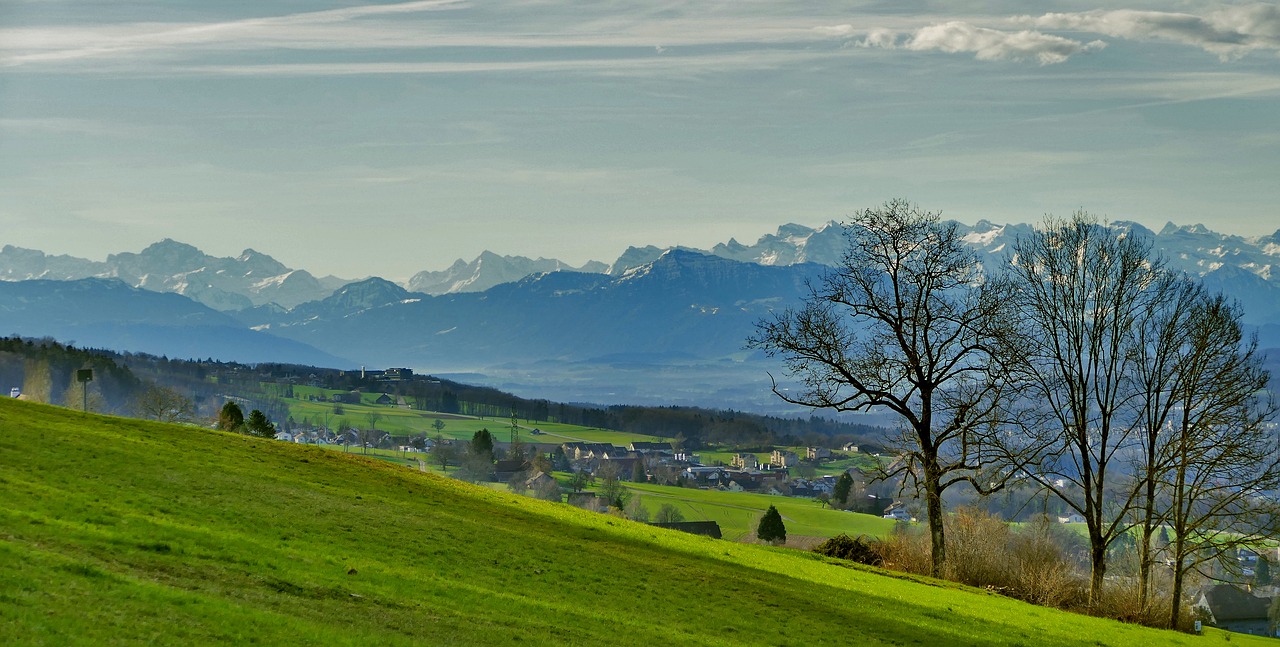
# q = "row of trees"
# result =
<box><xmin>751</xmin><ymin>200</ymin><xmax>1277</xmax><ymax>626</ymax></box>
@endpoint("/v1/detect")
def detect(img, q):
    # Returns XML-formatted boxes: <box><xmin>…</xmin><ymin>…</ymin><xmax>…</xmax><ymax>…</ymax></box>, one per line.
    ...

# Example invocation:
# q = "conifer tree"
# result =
<box><xmin>757</xmin><ymin>505</ymin><xmax>787</xmax><ymax>545</ymax></box>
<box><xmin>833</xmin><ymin>472</ymin><xmax>854</xmax><ymax>507</ymax></box>
<box><xmin>246</xmin><ymin>409</ymin><xmax>276</xmax><ymax>438</ymax></box>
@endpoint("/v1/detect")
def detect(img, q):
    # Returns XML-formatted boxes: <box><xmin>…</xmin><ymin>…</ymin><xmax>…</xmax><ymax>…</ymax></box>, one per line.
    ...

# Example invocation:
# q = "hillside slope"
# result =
<box><xmin>0</xmin><ymin>399</ymin><xmax>1257</xmax><ymax>646</ymax></box>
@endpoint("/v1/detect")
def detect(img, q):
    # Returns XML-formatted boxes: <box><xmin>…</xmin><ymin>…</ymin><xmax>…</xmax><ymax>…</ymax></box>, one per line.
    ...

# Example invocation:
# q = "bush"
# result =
<box><xmin>813</xmin><ymin>534</ymin><xmax>882</xmax><ymax>566</ymax></box>
<box><xmin>1007</xmin><ymin>515</ymin><xmax>1087</xmax><ymax>608</ymax></box>
<box><xmin>944</xmin><ymin>507</ymin><xmax>1015</xmax><ymax>590</ymax></box>
<box><xmin>875</xmin><ymin>524</ymin><xmax>932</xmax><ymax>575</ymax></box>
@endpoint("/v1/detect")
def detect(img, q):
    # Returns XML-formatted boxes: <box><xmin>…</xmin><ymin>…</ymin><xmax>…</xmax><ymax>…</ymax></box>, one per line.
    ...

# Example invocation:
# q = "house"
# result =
<box><xmin>629</xmin><ymin>441</ymin><xmax>673</xmax><ymax>454</ymax></box>
<box><xmin>731</xmin><ymin>453</ymin><xmax>760</xmax><ymax>469</ymax></box>
<box><xmin>841</xmin><ymin>442</ymin><xmax>860</xmax><ymax>453</ymax></box>
<box><xmin>382</xmin><ymin>367</ymin><xmax>413</xmax><ymax>381</ymax></box>
<box><xmin>562</xmin><ymin>442</ymin><xmax>617</xmax><ymax>462</ymax></box>
<box><xmin>566</xmin><ymin>491</ymin><xmax>609</xmax><ymax>512</ymax></box>
<box><xmin>807</xmin><ymin>447</ymin><xmax>832</xmax><ymax>460</ymax></box>
<box><xmin>331</xmin><ymin>391</ymin><xmax>362</xmax><ymax>404</ymax></box>
<box><xmin>374</xmin><ymin>393</ymin><xmax>394</xmax><ymax>405</ymax></box>
<box><xmin>682</xmin><ymin>466</ymin><xmax>727</xmax><ymax>486</ymax></box>
<box><xmin>493</xmin><ymin>459</ymin><xmax>530</xmax><ymax>482</ymax></box>
<box><xmin>883</xmin><ymin>502</ymin><xmax>913</xmax><ymax>522</ymax></box>
<box><xmin>1057</xmin><ymin>513</ymin><xmax>1086</xmax><ymax>524</ymax></box>
<box><xmin>771</xmin><ymin>450</ymin><xmax>800</xmax><ymax>467</ymax></box>
<box><xmin>1193</xmin><ymin>584</ymin><xmax>1275</xmax><ymax>636</ymax></box>
<box><xmin>598</xmin><ymin>456</ymin><xmax>643</xmax><ymax>480</ymax></box>
<box><xmin>524</xmin><ymin>471</ymin><xmax>558</xmax><ymax>492</ymax></box>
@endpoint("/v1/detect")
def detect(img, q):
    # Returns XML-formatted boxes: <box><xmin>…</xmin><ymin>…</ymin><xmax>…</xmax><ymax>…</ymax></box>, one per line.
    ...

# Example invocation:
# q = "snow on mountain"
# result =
<box><xmin>405</xmin><ymin>251</ymin><xmax>599</xmax><ymax>295</ymax></box>
<box><xmin>0</xmin><ymin>239</ymin><xmax>342</xmax><ymax>311</ymax></box>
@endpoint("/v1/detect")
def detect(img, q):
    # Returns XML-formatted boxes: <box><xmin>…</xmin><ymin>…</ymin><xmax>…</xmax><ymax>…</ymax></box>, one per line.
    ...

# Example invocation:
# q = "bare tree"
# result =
<box><xmin>132</xmin><ymin>385</ymin><xmax>195</xmax><ymax>423</ymax></box>
<box><xmin>749</xmin><ymin>199</ymin><xmax>1016</xmax><ymax>577</ymax></box>
<box><xmin>1005</xmin><ymin>213</ymin><xmax>1166</xmax><ymax>604</ymax></box>
<box><xmin>431</xmin><ymin>437</ymin><xmax>457</xmax><ymax>471</ymax></box>
<box><xmin>22</xmin><ymin>358</ymin><xmax>53</xmax><ymax>404</ymax></box>
<box><xmin>1157</xmin><ymin>293</ymin><xmax>1279</xmax><ymax>628</ymax></box>
<box><xmin>1128</xmin><ymin>274</ymin><xmax>1200</xmax><ymax>612</ymax></box>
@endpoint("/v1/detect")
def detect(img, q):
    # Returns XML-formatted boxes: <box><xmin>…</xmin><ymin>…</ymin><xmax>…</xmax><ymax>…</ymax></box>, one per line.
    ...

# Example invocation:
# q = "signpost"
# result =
<box><xmin>76</xmin><ymin>369</ymin><xmax>93</xmax><ymax>412</ymax></box>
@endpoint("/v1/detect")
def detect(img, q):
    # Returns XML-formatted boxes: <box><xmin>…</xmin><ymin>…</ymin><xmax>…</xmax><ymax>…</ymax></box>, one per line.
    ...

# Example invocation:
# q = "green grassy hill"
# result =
<box><xmin>0</xmin><ymin>399</ymin><xmax>1259</xmax><ymax>645</ymax></box>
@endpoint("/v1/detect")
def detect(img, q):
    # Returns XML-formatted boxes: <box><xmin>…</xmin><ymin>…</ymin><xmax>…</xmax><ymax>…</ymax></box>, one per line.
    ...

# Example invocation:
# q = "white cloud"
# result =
<box><xmin>858</xmin><ymin>28</ymin><xmax>899</xmax><ymax>50</ymax></box>
<box><xmin>1020</xmin><ymin>4</ymin><xmax>1280</xmax><ymax>60</ymax></box>
<box><xmin>860</xmin><ymin>21</ymin><xmax>1105</xmax><ymax>64</ymax></box>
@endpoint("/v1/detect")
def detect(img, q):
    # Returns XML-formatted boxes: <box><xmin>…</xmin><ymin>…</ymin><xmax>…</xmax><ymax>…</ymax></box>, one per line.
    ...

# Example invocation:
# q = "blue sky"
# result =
<box><xmin>2</xmin><ymin>1</ymin><xmax>1278</xmax><ymax>279</ymax></box>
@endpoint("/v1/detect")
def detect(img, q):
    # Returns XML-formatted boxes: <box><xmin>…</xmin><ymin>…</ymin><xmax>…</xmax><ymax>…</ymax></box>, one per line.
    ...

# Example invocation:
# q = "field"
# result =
<box><xmin>0</xmin><ymin>398</ymin><xmax>1262</xmax><ymax>646</ymax></box>
<box><xmin>625</xmin><ymin>482</ymin><xmax>895</xmax><ymax>541</ymax></box>
<box><xmin>695</xmin><ymin>448</ymin><xmax>881</xmax><ymax>476</ymax></box>
<box><xmin>284</xmin><ymin>386</ymin><xmax>668</xmax><ymax>445</ymax></box>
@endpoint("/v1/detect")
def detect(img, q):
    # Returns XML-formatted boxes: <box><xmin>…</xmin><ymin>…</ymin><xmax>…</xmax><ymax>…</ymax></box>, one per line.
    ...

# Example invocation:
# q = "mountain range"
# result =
<box><xmin>1</xmin><ymin>220</ymin><xmax>1277</xmax><ymax>411</ymax></box>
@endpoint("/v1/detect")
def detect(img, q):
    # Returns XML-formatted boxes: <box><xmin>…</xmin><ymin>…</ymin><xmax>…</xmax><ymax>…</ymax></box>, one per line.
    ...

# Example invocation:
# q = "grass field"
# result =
<box><xmin>0</xmin><ymin>398</ymin><xmax>1262</xmax><ymax>646</ymax></box>
<box><xmin>283</xmin><ymin>386</ymin><xmax>669</xmax><ymax>445</ymax></box>
<box><xmin>625</xmin><ymin>482</ymin><xmax>896</xmax><ymax>541</ymax></box>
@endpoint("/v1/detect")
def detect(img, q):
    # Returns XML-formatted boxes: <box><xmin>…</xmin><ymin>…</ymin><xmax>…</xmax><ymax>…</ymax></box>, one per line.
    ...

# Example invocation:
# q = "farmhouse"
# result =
<box><xmin>1193</xmin><ymin>584</ymin><xmax>1275</xmax><ymax>636</ymax></box>
<box><xmin>883</xmin><ymin>502</ymin><xmax>912</xmax><ymax>522</ymax></box>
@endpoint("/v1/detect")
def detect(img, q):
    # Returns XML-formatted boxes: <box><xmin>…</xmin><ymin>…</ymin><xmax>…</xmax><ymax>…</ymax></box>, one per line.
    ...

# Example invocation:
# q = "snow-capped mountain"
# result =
<box><xmin>685</xmin><ymin>219</ymin><xmax>1280</xmax><ymax>325</ymax></box>
<box><xmin>0</xmin><ymin>240</ymin><xmax>348</xmax><ymax>310</ymax></box>
<box><xmin>406</xmin><ymin>251</ymin><xmax>607</xmax><ymax>295</ymax></box>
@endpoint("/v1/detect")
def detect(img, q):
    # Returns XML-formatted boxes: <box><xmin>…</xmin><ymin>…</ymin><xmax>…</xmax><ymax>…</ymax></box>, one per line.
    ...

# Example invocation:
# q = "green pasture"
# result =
<box><xmin>281</xmin><ymin>387</ymin><xmax>668</xmax><ymax>445</ymax></box>
<box><xmin>0</xmin><ymin>398</ymin><xmax>1261</xmax><ymax>646</ymax></box>
<box><xmin>625</xmin><ymin>482</ymin><xmax>897</xmax><ymax>541</ymax></box>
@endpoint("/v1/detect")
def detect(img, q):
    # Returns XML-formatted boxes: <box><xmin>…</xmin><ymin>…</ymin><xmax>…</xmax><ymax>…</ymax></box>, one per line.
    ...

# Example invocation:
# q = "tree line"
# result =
<box><xmin>751</xmin><ymin>200</ymin><xmax>1278</xmax><ymax>627</ymax></box>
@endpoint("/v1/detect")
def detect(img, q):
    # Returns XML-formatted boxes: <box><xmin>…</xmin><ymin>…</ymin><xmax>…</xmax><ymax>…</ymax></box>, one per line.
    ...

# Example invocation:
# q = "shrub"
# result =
<box><xmin>1008</xmin><ymin>516</ymin><xmax>1086</xmax><ymax>608</ymax></box>
<box><xmin>875</xmin><ymin>524</ymin><xmax>932</xmax><ymax>575</ymax></box>
<box><xmin>943</xmin><ymin>506</ymin><xmax>1015</xmax><ymax>590</ymax></box>
<box><xmin>813</xmin><ymin>534</ymin><xmax>882</xmax><ymax>566</ymax></box>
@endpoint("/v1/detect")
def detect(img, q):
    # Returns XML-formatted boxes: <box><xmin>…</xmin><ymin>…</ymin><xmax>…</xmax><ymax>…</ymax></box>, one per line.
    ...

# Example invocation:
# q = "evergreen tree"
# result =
<box><xmin>833</xmin><ymin>472</ymin><xmax>854</xmax><ymax>507</ymax></box>
<box><xmin>470</xmin><ymin>428</ymin><xmax>494</xmax><ymax>461</ymax></box>
<box><xmin>631</xmin><ymin>459</ymin><xmax>647</xmax><ymax>483</ymax></box>
<box><xmin>757</xmin><ymin>505</ymin><xmax>787</xmax><ymax>545</ymax></box>
<box><xmin>246</xmin><ymin>409</ymin><xmax>276</xmax><ymax>438</ymax></box>
<box><xmin>1258</xmin><ymin>555</ymin><xmax>1273</xmax><ymax>587</ymax></box>
<box><xmin>217</xmin><ymin>401</ymin><xmax>245</xmax><ymax>433</ymax></box>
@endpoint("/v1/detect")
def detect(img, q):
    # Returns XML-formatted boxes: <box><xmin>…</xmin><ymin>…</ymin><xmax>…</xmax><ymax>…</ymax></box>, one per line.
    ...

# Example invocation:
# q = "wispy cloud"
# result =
<box><xmin>0</xmin><ymin>0</ymin><xmax>883</xmax><ymax>73</ymax></box>
<box><xmin>1018</xmin><ymin>4</ymin><xmax>1280</xmax><ymax>60</ymax></box>
<box><xmin>1</xmin><ymin>0</ymin><xmax>467</xmax><ymax>66</ymax></box>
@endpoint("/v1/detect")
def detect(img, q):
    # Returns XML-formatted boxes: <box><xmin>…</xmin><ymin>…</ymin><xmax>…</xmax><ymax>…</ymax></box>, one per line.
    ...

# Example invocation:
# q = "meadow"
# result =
<box><xmin>625</xmin><ymin>482</ymin><xmax>895</xmax><ymax>541</ymax></box>
<box><xmin>285</xmin><ymin>386</ymin><xmax>668</xmax><ymax>444</ymax></box>
<box><xmin>0</xmin><ymin>398</ymin><xmax>1261</xmax><ymax>646</ymax></box>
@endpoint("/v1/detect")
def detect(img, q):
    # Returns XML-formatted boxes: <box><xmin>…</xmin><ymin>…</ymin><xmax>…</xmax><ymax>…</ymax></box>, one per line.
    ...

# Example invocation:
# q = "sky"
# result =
<box><xmin>2</xmin><ymin>1</ymin><xmax>1279</xmax><ymax>280</ymax></box>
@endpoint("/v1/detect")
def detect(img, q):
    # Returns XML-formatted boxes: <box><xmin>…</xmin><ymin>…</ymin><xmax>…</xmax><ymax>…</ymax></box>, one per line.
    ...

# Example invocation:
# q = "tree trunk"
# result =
<box><xmin>1089</xmin><ymin>533</ymin><xmax>1107</xmax><ymax>607</ymax></box>
<box><xmin>925</xmin><ymin>467</ymin><xmax>946</xmax><ymax>579</ymax></box>
<box><xmin>1170</xmin><ymin>555</ymin><xmax>1185</xmax><ymax>629</ymax></box>
<box><xmin>1138</xmin><ymin>525</ymin><xmax>1152</xmax><ymax>613</ymax></box>
<box><xmin>1138</xmin><ymin>477</ymin><xmax>1157</xmax><ymax>613</ymax></box>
